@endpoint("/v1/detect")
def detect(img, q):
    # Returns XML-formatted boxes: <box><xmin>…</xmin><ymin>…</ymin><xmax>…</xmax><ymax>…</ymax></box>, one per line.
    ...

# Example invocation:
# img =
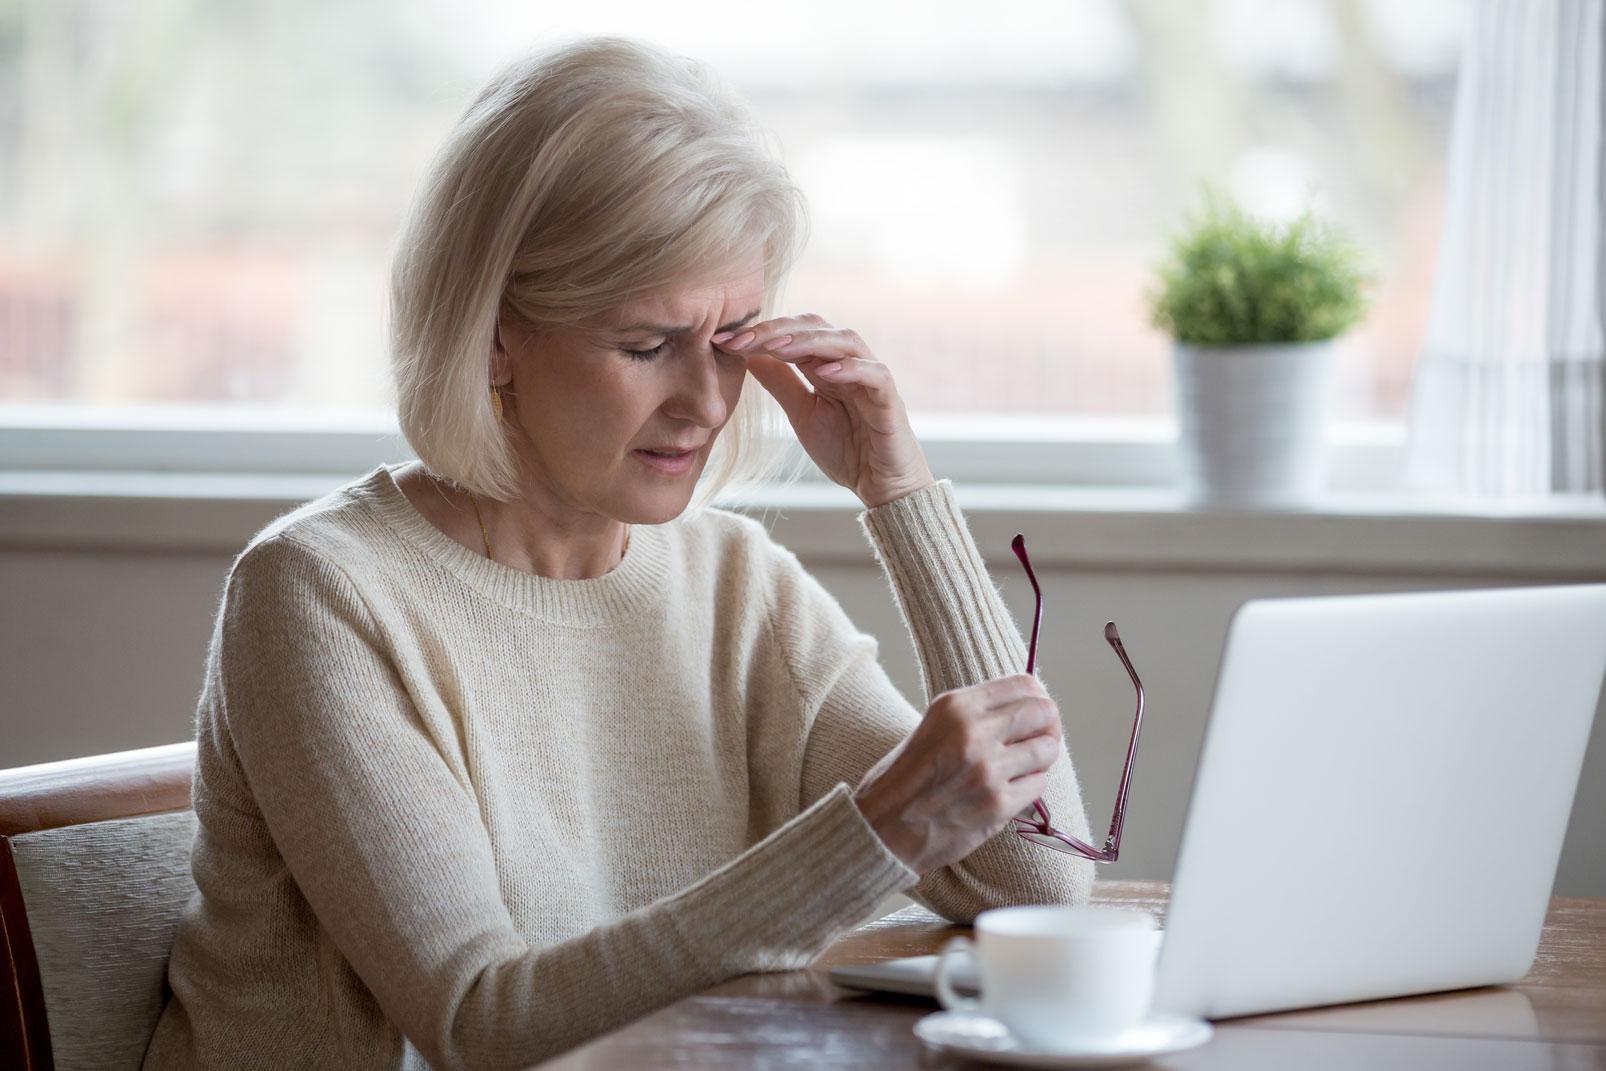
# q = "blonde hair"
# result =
<box><xmin>388</xmin><ymin>34</ymin><xmax>810</xmax><ymax>513</ymax></box>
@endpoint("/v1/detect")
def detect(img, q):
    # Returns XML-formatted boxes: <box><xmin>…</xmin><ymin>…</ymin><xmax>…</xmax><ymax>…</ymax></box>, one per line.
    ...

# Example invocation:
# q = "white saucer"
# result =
<box><xmin>913</xmin><ymin>1010</ymin><xmax>1213</xmax><ymax>1068</ymax></box>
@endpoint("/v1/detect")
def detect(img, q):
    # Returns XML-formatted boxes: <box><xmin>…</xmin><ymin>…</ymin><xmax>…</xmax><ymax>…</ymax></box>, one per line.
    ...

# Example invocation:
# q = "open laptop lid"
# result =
<box><xmin>1154</xmin><ymin>583</ymin><xmax>1606</xmax><ymax>1020</ymax></box>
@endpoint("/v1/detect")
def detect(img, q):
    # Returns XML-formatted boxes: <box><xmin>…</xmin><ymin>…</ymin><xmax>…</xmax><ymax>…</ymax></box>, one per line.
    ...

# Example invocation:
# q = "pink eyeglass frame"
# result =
<box><xmin>1008</xmin><ymin>533</ymin><xmax>1146</xmax><ymax>862</ymax></box>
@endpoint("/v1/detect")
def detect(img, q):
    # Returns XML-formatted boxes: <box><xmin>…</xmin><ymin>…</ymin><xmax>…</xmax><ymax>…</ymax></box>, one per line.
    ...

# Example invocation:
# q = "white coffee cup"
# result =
<box><xmin>934</xmin><ymin>904</ymin><xmax>1159</xmax><ymax>1050</ymax></box>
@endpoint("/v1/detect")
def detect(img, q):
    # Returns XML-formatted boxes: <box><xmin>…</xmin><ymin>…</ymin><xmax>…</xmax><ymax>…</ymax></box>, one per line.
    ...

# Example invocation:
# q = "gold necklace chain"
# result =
<box><xmin>469</xmin><ymin>494</ymin><xmax>495</xmax><ymax>560</ymax></box>
<box><xmin>467</xmin><ymin>493</ymin><xmax>630</xmax><ymax>564</ymax></box>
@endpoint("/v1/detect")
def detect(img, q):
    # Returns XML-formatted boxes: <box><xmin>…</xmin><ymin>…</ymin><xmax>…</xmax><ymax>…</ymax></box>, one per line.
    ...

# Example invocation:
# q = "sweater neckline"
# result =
<box><xmin>355</xmin><ymin>462</ymin><xmax>670</xmax><ymax>625</ymax></box>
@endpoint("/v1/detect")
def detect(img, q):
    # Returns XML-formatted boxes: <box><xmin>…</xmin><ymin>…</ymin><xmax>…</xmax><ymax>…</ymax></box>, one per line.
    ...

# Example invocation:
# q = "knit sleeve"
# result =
<box><xmin>773</xmin><ymin>479</ymin><xmax>1096</xmax><ymax>922</ymax></box>
<box><xmin>215</xmin><ymin>536</ymin><xmax>916</xmax><ymax>1071</ymax></box>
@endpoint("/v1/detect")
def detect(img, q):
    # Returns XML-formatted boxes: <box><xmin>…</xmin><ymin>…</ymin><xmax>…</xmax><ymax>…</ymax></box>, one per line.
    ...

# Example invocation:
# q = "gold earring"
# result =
<box><xmin>490</xmin><ymin>383</ymin><xmax>504</xmax><ymax>420</ymax></box>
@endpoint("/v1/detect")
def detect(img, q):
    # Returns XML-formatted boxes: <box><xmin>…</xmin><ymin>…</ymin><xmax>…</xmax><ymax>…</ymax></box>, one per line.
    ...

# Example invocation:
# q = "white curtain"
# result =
<box><xmin>1405</xmin><ymin>0</ymin><xmax>1606</xmax><ymax>498</ymax></box>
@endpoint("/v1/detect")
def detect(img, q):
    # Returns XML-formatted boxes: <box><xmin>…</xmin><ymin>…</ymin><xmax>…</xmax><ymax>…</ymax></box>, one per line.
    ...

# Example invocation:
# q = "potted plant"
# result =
<box><xmin>1148</xmin><ymin>189</ymin><xmax>1370</xmax><ymax>508</ymax></box>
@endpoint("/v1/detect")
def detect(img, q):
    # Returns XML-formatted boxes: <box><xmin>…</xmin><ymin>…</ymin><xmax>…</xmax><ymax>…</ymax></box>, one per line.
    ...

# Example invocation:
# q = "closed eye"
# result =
<box><xmin>624</xmin><ymin>341</ymin><xmax>669</xmax><ymax>362</ymax></box>
<box><xmin>616</xmin><ymin>308</ymin><xmax>760</xmax><ymax>362</ymax></box>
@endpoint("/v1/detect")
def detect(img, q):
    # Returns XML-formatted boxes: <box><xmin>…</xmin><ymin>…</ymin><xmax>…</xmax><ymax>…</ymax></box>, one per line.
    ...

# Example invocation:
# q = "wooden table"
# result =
<box><xmin>538</xmin><ymin>880</ymin><xmax>1606</xmax><ymax>1069</ymax></box>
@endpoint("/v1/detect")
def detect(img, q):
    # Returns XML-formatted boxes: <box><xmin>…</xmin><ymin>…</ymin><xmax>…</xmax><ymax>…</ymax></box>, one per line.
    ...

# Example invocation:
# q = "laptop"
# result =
<box><xmin>830</xmin><ymin>583</ymin><xmax>1606</xmax><ymax>1020</ymax></box>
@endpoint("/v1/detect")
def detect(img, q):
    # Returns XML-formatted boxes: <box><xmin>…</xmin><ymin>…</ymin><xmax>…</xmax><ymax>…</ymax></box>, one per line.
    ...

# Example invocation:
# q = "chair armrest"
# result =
<box><xmin>0</xmin><ymin>742</ymin><xmax>195</xmax><ymax>837</ymax></box>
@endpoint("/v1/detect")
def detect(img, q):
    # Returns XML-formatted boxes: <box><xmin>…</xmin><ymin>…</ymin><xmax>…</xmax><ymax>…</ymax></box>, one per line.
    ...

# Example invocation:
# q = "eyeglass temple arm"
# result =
<box><xmin>1100</xmin><ymin>622</ymin><xmax>1145</xmax><ymax>859</ymax></box>
<box><xmin>1012</xmin><ymin>534</ymin><xmax>1043</xmax><ymax>675</ymax></box>
<box><xmin>1009</xmin><ymin>534</ymin><xmax>1051</xmax><ymax>831</ymax></box>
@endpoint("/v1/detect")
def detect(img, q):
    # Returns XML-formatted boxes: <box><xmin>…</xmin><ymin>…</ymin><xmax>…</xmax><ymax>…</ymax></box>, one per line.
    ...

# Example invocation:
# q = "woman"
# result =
<box><xmin>141</xmin><ymin>34</ymin><xmax>1095</xmax><ymax>1071</ymax></box>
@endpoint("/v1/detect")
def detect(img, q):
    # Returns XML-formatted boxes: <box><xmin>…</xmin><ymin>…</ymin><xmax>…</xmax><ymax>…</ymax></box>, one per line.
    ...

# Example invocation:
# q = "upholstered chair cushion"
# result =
<box><xmin>9</xmin><ymin>809</ymin><xmax>198</xmax><ymax>1071</ymax></box>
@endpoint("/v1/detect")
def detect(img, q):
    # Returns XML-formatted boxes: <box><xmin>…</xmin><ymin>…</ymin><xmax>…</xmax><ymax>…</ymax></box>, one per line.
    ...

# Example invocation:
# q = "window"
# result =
<box><xmin>0</xmin><ymin>1</ymin><xmax>1464</xmax><ymax>480</ymax></box>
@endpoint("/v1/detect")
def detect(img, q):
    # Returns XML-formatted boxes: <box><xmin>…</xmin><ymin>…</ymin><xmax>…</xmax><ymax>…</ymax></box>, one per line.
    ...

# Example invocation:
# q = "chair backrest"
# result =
<box><xmin>0</xmin><ymin>742</ymin><xmax>197</xmax><ymax>1071</ymax></box>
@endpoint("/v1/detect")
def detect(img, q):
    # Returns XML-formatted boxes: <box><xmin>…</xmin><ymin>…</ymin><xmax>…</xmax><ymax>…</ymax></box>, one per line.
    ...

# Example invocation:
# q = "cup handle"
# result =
<box><xmin>934</xmin><ymin>936</ymin><xmax>981</xmax><ymax>1013</ymax></box>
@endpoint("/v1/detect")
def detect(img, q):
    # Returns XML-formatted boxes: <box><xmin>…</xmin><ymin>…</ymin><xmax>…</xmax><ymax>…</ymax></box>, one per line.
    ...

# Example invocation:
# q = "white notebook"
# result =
<box><xmin>828</xmin><ymin>954</ymin><xmax>977</xmax><ymax>999</ymax></box>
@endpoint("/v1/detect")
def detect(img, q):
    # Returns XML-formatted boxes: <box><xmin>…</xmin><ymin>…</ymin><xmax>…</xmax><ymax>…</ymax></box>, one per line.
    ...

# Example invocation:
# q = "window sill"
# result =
<box><xmin>2</xmin><ymin>469</ymin><xmax>1602</xmax><ymax>577</ymax></box>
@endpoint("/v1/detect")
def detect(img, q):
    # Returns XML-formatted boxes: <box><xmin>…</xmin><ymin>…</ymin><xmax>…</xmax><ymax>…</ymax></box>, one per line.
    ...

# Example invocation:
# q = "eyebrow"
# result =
<box><xmin>614</xmin><ymin>308</ymin><xmax>761</xmax><ymax>336</ymax></box>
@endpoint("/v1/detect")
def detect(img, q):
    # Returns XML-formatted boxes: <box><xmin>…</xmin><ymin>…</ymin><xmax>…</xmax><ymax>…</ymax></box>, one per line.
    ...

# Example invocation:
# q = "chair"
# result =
<box><xmin>0</xmin><ymin>742</ymin><xmax>198</xmax><ymax>1071</ymax></box>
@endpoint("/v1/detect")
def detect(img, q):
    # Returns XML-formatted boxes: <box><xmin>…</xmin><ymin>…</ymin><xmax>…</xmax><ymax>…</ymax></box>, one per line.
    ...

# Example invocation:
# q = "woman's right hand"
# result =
<box><xmin>852</xmin><ymin>673</ymin><xmax>1063</xmax><ymax>873</ymax></box>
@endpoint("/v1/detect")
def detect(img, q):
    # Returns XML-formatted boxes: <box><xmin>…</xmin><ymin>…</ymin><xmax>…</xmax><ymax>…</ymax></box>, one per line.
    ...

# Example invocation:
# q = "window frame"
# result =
<box><xmin>3</xmin><ymin>407</ymin><xmax>1603</xmax><ymax>578</ymax></box>
<box><xmin>0</xmin><ymin>406</ymin><xmax>1406</xmax><ymax>494</ymax></box>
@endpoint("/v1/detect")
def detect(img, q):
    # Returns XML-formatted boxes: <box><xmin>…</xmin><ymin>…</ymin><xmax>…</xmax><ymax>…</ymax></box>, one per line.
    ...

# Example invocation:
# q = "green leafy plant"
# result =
<box><xmin>1148</xmin><ymin>187</ymin><xmax>1370</xmax><ymax>345</ymax></box>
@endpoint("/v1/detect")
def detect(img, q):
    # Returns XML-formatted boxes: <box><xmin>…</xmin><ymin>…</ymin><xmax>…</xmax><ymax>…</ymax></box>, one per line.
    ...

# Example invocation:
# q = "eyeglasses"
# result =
<box><xmin>1007</xmin><ymin>533</ymin><xmax>1146</xmax><ymax>862</ymax></box>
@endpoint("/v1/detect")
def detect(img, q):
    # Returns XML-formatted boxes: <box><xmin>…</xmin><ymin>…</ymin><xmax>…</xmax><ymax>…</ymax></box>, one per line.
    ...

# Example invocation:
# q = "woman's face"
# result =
<box><xmin>496</xmin><ymin>254</ymin><xmax>767</xmax><ymax>526</ymax></box>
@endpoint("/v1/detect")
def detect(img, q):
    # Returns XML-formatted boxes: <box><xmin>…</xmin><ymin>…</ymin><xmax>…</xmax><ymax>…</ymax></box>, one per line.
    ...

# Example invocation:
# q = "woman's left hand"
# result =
<box><xmin>715</xmin><ymin>314</ymin><xmax>935</xmax><ymax>509</ymax></box>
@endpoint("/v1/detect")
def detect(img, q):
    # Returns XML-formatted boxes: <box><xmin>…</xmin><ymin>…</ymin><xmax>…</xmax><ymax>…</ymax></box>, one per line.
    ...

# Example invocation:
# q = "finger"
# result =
<box><xmin>765</xmin><ymin>327</ymin><xmax>871</xmax><ymax>364</ymax></box>
<box><xmin>715</xmin><ymin>313</ymin><xmax>826</xmax><ymax>342</ymax></box>
<box><xmin>743</xmin><ymin>350</ymin><xmax>816</xmax><ymax>427</ymax></box>
<box><xmin>998</xmin><ymin>695</ymin><xmax>1059</xmax><ymax>746</ymax></box>
<box><xmin>999</xmin><ymin>733</ymin><xmax>1061</xmax><ymax>780</ymax></box>
<box><xmin>1004</xmin><ymin>772</ymin><xmax>1050</xmax><ymax>815</ymax></box>
<box><xmin>979</xmin><ymin>673</ymin><xmax>1049</xmax><ymax>711</ymax></box>
<box><xmin>713</xmin><ymin>315</ymin><xmax>828</xmax><ymax>355</ymax></box>
<box><xmin>1014</xmin><ymin>698</ymin><xmax>1063</xmax><ymax>743</ymax></box>
<box><xmin>798</xmin><ymin>355</ymin><xmax>898</xmax><ymax>408</ymax></box>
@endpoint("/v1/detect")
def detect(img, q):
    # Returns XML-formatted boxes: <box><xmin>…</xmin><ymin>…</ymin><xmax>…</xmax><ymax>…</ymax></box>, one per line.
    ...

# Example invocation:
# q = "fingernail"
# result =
<box><xmin>711</xmin><ymin>331</ymin><xmax>735</xmax><ymax>343</ymax></box>
<box><xmin>817</xmin><ymin>361</ymin><xmax>843</xmax><ymax>375</ymax></box>
<box><xmin>766</xmin><ymin>334</ymin><xmax>793</xmax><ymax>349</ymax></box>
<box><xmin>727</xmin><ymin>330</ymin><xmax>756</xmax><ymax>350</ymax></box>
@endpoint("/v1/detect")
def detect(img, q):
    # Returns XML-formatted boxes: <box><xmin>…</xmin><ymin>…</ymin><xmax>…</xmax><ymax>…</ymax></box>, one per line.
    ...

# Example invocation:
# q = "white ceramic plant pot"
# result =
<box><xmin>1172</xmin><ymin>340</ymin><xmax>1335</xmax><ymax>509</ymax></box>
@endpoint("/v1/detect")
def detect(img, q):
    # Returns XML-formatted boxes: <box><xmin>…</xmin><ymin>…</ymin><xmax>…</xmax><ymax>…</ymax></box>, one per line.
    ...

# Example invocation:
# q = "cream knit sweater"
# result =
<box><xmin>140</xmin><ymin>464</ymin><xmax>1095</xmax><ymax>1071</ymax></box>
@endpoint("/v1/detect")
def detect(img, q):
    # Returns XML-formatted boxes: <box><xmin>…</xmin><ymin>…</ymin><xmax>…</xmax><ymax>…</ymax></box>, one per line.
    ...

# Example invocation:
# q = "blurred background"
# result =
<box><xmin>0</xmin><ymin>0</ymin><xmax>1459</xmax><ymax>427</ymax></box>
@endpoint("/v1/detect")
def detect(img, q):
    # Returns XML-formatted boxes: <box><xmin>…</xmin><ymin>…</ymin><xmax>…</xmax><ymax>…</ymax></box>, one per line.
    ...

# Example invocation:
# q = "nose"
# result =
<box><xmin>665</xmin><ymin>344</ymin><xmax>732</xmax><ymax>428</ymax></box>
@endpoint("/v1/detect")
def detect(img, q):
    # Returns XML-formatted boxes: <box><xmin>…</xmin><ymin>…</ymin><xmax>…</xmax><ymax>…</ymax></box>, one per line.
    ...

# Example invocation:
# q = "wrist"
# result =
<box><xmin>860</xmin><ymin>472</ymin><xmax>937</xmax><ymax>511</ymax></box>
<box><xmin>853</xmin><ymin>780</ymin><xmax>925</xmax><ymax>872</ymax></box>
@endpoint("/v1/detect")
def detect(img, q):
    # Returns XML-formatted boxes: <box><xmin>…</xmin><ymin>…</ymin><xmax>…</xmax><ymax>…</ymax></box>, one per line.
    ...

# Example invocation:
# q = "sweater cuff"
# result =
<box><xmin>674</xmin><ymin>783</ymin><xmax>918</xmax><ymax>976</ymax></box>
<box><xmin>856</xmin><ymin>479</ymin><xmax>1029</xmax><ymax>693</ymax></box>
